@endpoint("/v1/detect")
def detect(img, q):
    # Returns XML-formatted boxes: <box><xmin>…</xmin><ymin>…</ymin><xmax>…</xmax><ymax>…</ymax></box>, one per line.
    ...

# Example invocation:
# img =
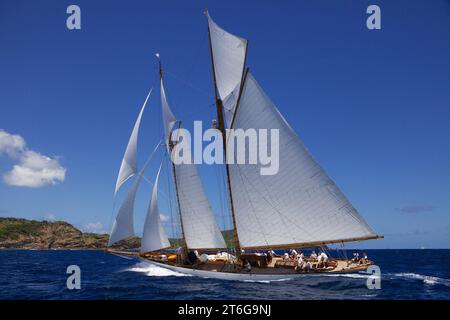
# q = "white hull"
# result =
<box><xmin>142</xmin><ymin>259</ymin><xmax>305</xmax><ymax>281</ymax></box>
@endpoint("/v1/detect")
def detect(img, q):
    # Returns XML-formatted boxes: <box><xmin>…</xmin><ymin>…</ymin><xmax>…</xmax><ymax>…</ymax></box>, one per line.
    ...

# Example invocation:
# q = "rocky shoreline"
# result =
<box><xmin>0</xmin><ymin>217</ymin><xmax>140</xmax><ymax>250</ymax></box>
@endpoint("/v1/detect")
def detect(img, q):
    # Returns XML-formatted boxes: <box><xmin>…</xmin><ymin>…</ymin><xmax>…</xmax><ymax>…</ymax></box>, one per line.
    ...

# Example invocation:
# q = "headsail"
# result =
<box><xmin>228</xmin><ymin>72</ymin><xmax>378</xmax><ymax>249</ymax></box>
<box><xmin>109</xmin><ymin>144</ymin><xmax>159</xmax><ymax>246</ymax></box>
<box><xmin>114</xmin><ymin>88</ymin><xmax>153</xmax><ymax>196</ymax></box>
<box><xmin>207</xmin><ymin>12</ymin><xmax>247</xmax><ymax>128</ymax></box>
<box><xmin>161</xmin><ymin>78</ymin><xmax>227</xmax><ymax>249</ymax></box>
<box><xmin>109</xmin><ymin>161</ymin><xmax>148</xmax><ymax>246</ymax></box>
<box><xmin>141</xmin><ymin>163</ymin><xmax>170</xmax><ymax>253</ymax></box>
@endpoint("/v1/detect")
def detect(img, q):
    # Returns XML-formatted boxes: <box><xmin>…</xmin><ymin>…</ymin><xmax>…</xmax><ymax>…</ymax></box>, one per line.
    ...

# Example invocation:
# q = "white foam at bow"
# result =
<box><xmin>125</xmin><ymin>262</ymin><xmax>191</xmax><ymax>277</ymax></box>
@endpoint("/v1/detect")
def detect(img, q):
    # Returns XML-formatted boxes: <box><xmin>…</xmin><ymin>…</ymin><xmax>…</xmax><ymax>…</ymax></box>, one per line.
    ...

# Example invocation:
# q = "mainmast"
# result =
<box><xmin>206</xmin><ymin>13</ymin><xmax>247</xmax><ymax>257</ymax></box>
<box><xmin>158</xmin><ymin>58</ymin><xmax>188</xmax><ymax>252</ymax></box>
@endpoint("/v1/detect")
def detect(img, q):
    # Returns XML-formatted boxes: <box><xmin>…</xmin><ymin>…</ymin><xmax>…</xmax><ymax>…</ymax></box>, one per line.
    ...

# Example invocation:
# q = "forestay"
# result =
<box><xmin>114</xmin><ymin>88</ymin><xmax>153</xmax><ymax>196</ymax></box>
<box><xmin>207</xmin><ymin>12</ymin><xmax>247</xmax><ymax>128</ymax></box>
<box><xmin>141</xmin><ymin>164</ymin><xmax>170</xmax><ymax>253</ymax></box>
<box><xmin>228</xmin><ymin>73</ymin><xmax>376</xmax><ymax>249</ymax></box>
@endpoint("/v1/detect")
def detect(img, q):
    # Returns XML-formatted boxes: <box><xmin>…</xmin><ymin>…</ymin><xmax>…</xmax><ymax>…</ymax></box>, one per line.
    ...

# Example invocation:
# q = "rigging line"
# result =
<box><xmin>163</xmin><ymin>30</ymin><xmax>209</xmax><ymax>96</ymax></box>
<box><xmin>164</xmin><ymin>69</ymin><xmax>211</xmax><ymax>96</ymax></box>
<box><xmin>164</xmin><ymin>150</ymin><xmax>177</xmax><ymax>243</ymax></box>
<box><xmin>215</xmin><ymin>162</ymin><xmax>226</xmax><ymax>233</ymax></box>
<box><xmin>235</xmin><ymin>164</ymin><xmax>318</xmax><ymax>241</ymax></box>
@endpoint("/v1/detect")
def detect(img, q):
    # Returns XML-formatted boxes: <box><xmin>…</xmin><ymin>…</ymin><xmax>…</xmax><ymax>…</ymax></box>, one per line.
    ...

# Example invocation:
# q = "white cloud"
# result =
<box><xmin>45</xmin><ymin>213</ymin><xmax>58</xmax><ymax>221</ymax></box>
<box><xmin>160</xmin><ymin>214</ymin><xmax>169</xmax><ymax>222</ymax></box>
<box><xmin>0</xmin><ymin>129</ymin><xmax>25</xmax><ymax>158</ymax></box>
<box><xmin>0</xmin><ymin>129</ymin><xmax>66</xmax><ymax>188</ymax></box>
<box><xmin>82</xmin><ymin>222</ymin><xmax>108</xmax><ymax>234</ymax></box>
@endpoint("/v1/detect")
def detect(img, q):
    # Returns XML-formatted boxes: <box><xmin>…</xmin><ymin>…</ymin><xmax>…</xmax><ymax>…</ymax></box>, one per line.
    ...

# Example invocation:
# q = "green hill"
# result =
<box><xmin>0</xmin><ymin>217</ymin><xmax>234</xmax><ymax>250</ymax></box>
<box><xmin>0</xmin><ymin>217</ymin><xmax>138</xmax><ymax>249</ymax></box>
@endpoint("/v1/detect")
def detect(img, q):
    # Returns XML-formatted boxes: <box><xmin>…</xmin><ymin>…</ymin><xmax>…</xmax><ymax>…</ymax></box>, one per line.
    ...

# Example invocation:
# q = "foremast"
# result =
<box><xmin>158</xmin><ymin>59</ymin><xmax>188</xmax><ymax>253</ymax></box>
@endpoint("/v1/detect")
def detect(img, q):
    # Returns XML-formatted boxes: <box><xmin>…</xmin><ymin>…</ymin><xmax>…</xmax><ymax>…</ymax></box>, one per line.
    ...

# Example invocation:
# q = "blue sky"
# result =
<box><xmin>1</xmin><ymin>0</ymin><xmax>449</xmax><ymax>248</ymax></box>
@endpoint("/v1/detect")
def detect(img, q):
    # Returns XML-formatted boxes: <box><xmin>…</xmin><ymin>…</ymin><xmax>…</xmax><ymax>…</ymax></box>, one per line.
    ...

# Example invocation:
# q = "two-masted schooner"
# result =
<box><xmin>106</xmin><ymin>11</ymin><xmax>383</xmax><ymax>281</ymax></box>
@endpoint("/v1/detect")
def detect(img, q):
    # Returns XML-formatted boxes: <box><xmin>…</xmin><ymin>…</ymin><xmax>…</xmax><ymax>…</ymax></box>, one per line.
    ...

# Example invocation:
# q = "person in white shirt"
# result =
<box><xmin>283</xmin><ymin>252</ymin><xmax>289</xmax><ymax>260</ymax></box>
<box><xmin>352</xmin><ymin>250</ymin><xmax>360</xmax><ymax>263</ymax></box>
<box><xmin>295</xmin><ymin>254</ymin><xmax>304</xmax><ymax>272</ymax></box>
<box><xmin>290</xmin><ymin>249</ymin><xmax>298</xmax><ymax>259</ymax></box>
<box><xmin>318</xmin><ymin>251</ymin><xmax>329</xmax><ymax>268</ymax></box>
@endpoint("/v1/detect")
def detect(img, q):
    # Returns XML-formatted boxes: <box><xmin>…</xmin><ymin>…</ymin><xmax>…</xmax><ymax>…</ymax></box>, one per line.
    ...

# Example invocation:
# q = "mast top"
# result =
<box><xmin>155</xmin><ymin>53</ymin><xmax>162</xmax><ymax>78</ymax></box>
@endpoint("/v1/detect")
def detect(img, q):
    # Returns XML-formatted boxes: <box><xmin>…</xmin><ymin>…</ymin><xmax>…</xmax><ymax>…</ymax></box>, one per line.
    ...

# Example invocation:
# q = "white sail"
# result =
<box><xmin>161</xmin><ymin>79</ymin><xmax>176</xmax><ymax>141</ymax></box>
<box><xmin>207</xmin><ymin>12</ymin><xmax>247</xmax><ymax>127</ymax></box>
<box><xmin>141</xmin><ymin>164</ymin><xmax>170</xmax><ymax>253</ymax></box>
<box><xmin>109</xmin><ymin>166</ymin><xmax>146</xmax><ymax>246</ymax></box>
<box><xmin>114</xmin><ymin>88</ymin><xmax>153</xmax><ymax>196</ymax></box>
<box><xmin>174</xmin><ymin>162</ymin><xmax>227</xmax><ymax>249</ymax></box>
<box><xmin>109</xmin><ymin>144</ymin><xmax>159</xmax><ymax>246</ymax></box>
<box><xmin>228</xmin><ymin>73</ymin><xmax>376</xmax><ymax>249</ymax></box>
<box><xmin>161</xmin><ymin>79</ymin><xmax>226</xmax><ymax>249</ymax></box>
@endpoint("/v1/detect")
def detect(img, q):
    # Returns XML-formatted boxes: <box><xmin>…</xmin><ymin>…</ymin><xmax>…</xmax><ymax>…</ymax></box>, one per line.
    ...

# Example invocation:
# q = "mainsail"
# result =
<box><xmin>161</xmin><ymin>78</ymin><xmax>227</xmax><ymax>249</ymax></box>
<box><xmin>114</xmin><ymin>88</ymin><xmax>153</xmax><ymax>196</ymax></box>
<box><xmin>228</xmin><ymin>72</ymin><xmax>377</xmax><ymax>249</ymax></box>
<box><xmin>207</xmin><ymin>12</ymin><xmax>247</xmax><ymax>128</ymax></box>
<box><xmin>141</xmin><ymin>163</ymin><xmax>170</xmax><ymax>253</ymax></box>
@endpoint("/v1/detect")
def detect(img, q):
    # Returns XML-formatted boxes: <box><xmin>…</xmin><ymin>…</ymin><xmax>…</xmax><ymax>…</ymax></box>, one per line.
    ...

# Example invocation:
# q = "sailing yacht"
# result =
<box><xmin>106</xmin><ymin>11</ymin><xmax>383</xmax><ymax>281</ymax></box>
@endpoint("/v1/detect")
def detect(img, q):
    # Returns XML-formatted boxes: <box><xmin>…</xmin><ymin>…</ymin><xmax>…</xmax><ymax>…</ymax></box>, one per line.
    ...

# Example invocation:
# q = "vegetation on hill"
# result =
<box><xmin>0</xmin><ymin>218</ymin><xmax>137</xmax><ymax>249</ymax></box>
<box><xmin>0</xmin><ymin>217</ymin><xmax>235</xmax><ymax>250</ymax></box>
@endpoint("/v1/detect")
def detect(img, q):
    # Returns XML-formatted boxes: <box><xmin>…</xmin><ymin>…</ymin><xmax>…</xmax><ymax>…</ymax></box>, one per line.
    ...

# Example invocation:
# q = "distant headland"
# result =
<box><xmin>0</xmin><ymin>217</ymin><xmax>139</xmax><ymax>250</ymax></box>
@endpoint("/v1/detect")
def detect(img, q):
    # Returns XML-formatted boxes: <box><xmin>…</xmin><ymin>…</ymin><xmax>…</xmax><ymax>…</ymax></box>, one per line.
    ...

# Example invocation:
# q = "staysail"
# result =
<box><xmin>161</xmin><ymin>79</ymin><xmax>227</xmax><ymax>249</ymax></box>
<box><xmin>114</xmin><ymin>88</ymin><xmax>153</xmax><ymax>196</ymax></box>
<box><xmin>207</xmin><ymin>12</ymin><xmax>247</xmax><ymax>128</ymax></box>
<box><xmin>228</xmin><ymin>72</ymin><xmax>378</xmax><ymax>249</ymax></box>
<box><xmin>141</xmin><ymin>163</ymin><xmax>171</xmax><ymax>253</ymax></box>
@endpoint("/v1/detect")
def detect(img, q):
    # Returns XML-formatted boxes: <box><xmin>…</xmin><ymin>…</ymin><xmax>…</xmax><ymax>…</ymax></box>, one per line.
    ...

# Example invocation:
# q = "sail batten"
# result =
<box><xmin>228</xmin><ymin>73</ymin><xmax>377</xmax><ymax>248</ymax></box>
<box><xmin>141</xmin><ymin>163</ymin><xmax>171</xmax><ymax>253</ymax></box>
<box><xmin>114</xmin><ymin>88</ymin><xmax>153</xmax><ymax>196</ymax></box>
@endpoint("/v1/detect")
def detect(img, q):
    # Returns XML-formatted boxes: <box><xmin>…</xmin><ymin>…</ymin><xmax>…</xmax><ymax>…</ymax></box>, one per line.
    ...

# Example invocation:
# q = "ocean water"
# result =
<box><xmin>0</xmin><ymin>249</ymin><xmax>449</xmax><ymax>300</ymax></box>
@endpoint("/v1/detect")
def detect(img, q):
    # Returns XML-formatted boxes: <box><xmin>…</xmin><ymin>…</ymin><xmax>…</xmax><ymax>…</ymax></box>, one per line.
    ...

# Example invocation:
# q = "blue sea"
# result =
<box><xmin>0</xmin><ymin>249</ymin><xmax>449</xmax><ymax>300</ymax></box>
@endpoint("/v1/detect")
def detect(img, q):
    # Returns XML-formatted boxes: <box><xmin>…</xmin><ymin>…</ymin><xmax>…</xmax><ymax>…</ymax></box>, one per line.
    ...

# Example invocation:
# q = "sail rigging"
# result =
<box><xmin>114</xmin><ymin>88</ymin><xmax>153</xmax><ymax>196</ymax></box>
<box><xmin>228</xmin><ymin>72</ymin><xmax>378</xmax><ymax>249</ymax></box>
<box><xmin>141</xmin><ymin>162</ymin><xmax>171</xmax><ymax>253</ymax></box>
<box><xmin>160</xmin><ymin>68</ymin><xmax>227</xmax><ymax>250</ymax></box>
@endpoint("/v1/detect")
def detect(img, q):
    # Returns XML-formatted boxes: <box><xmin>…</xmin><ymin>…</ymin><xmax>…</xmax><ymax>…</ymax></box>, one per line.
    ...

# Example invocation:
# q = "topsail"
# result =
<box><xmin>207</xmin><ymin>12</ymin><xmax>247</xmax><ymax>128</ymax></box>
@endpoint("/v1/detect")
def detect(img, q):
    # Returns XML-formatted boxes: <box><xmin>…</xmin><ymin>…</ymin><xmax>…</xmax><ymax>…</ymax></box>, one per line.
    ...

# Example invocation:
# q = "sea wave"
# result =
<box><xmin>125</xmin><ymin>262</ymin><xmax>191</xmax><ymax>277</ymax></box>
<box><xmin>392</xmin><ymin>273</ymin><xmax>450</xmax><ymax>287</ymax></box>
